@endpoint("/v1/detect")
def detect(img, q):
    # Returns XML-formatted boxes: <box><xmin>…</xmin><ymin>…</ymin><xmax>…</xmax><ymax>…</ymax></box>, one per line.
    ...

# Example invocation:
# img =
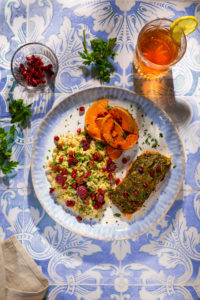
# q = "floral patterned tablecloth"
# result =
<box><xmin>0</xmin><ymin>1</ymin><xmax>200</xmax><ymax>299</ymax></box>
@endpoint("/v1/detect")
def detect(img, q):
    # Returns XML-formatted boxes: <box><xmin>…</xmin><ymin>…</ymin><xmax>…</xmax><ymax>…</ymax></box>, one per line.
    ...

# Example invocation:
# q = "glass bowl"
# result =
<box><xmin>11</xmin><ymin>42</ymin><xmax>59</xmax><ymax>90</ymax></box>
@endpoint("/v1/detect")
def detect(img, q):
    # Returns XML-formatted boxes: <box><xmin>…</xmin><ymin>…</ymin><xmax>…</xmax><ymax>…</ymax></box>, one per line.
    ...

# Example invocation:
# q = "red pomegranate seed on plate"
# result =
<box><xmin>79</xmin><ymin>106</ymin><xmax>85</xmax><ymax>112</ymax></box>
<box><xmin>123</xmin><ymin>192</ymin><xmax>129</xmax><ymax>198</ymax></box>
<box><xmin>54</xmin><ymin>136</ymin><xmax>59</xmax><ymax>142</ymax></box>
<box><xmin>49</xmin><ymin>188</ymin><xmax>54</xmax><ymax>194</ymax></box>
<box><xmin>59</xmin><ymin>156</ymin><xmax>63</xmax><ymax>163</ymax></box>
<box><xmin>61</xmin><ymin>169</ymin><xmax>67</xmax><ymax>175</ymax></box>
<box><xmin>138</xmin><ymin>166</ymin><xmax>144</xmax><ymax>173</ymax></box>
<box><xmin>156</xmin><ymin>166</ymin><xmax>161</xmax><ymax>172</ymax></box>
<box><xmin>115</xmin><ymin>178</ymin><xmax>120</xmax><ymax>185</ymax></box>
<box><xmin>108</xmin><ymin>173</ymin><xmax>113</xmax><ymax>180</ymax></box>
<box><xmin>122</xmin><ymin>157</ymin><xmax>127</xmax><ymax>164</ymax></box>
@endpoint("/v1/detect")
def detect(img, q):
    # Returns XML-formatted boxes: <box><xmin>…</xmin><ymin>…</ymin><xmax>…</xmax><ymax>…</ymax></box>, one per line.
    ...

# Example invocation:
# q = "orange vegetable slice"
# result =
<box><xmin>85</xmin><ymin>99</ymin><xmax>109</xmax><ymax>141</ymax></box>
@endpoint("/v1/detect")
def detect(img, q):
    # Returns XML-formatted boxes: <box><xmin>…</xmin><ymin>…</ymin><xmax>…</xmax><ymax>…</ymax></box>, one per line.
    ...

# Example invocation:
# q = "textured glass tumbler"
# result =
<box><xmin>134</xmin><ymin>18</ymin><xmax>187</xmax><ymax>79</ymax></box>
<box><xmin>11</xmin><ymin>42</ymin><xmax>59</xmax><ymax>90</ymax></box>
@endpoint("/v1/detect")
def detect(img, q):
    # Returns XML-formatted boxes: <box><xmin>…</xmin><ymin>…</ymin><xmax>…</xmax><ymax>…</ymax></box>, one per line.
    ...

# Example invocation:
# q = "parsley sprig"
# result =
<box><xmin>79</xmin><ymin>30</ymin><xmax>117</xmax><ymax>83</ymax></box>
<box><xmin>9</xmin><ymin>99</ymin><xmax>32</xmax><ymax>126</ymax></box>
<box><xmin>0</xmin><ymin>126</ymin><xmax>19</xmax><ymax>174</ymax></box>
<box><xmin>0</xmin><ymin>99</ymin><xmax>32</xmax><ymax>174</ymax></box>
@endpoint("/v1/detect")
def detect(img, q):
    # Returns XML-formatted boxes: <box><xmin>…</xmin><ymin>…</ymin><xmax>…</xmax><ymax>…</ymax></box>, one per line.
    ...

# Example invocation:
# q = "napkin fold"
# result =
<box><xmin>0</xmin><ymin>235</ymin><xmax>49</xmax><ymax>300</ymax></box>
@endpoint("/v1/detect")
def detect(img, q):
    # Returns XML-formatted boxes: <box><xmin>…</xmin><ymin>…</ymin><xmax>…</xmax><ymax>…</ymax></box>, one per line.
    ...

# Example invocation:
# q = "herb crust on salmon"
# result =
<box><xmin>110</xmin><ymin>151</ymin><xmax>171</xmax><ymax>214</ymax></box>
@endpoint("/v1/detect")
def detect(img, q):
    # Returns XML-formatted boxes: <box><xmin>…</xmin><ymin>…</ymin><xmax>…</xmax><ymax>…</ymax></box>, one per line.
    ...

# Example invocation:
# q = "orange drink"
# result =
<box><xmin>134</xmin><ymin>19</ymin><xmax>187</xmax><ymax>79</ymax></box>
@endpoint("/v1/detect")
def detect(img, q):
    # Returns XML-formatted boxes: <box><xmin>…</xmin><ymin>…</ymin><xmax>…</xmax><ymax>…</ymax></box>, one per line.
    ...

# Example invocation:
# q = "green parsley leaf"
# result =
<box><xmin>79</xmin><ymin>30</ymin><xmax>117</xmax><ymax>83</ymax></box>
<box><xmin>0</xmin><ymin>126</ymin><xmax>19</xmax><ymax>174</ymax></box>
<box><xmin>9</xmin><ymin>99</ymin><xmax>32</xmax><ymax>126</ymax></box>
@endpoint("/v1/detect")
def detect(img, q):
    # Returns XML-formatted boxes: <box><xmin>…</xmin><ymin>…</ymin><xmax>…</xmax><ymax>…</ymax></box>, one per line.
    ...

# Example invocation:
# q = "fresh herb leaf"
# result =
<box><xmin>114</xmin><ymin>213</ymin><xmax>121</xmax><ymax>217</ymax></box>
<box><xmin>79</xmin><ymin>30</ymin><xmax>117</xmax><ymax>83</ymax></box>
<box><xmin>0</xmin><ymin>126</ymin><xmax>19</xmax><ymax>174</ymax></box>
<box><xmin>9</xmin><ymin>99</ymin><xmax>32</xmax><ymax>126</ymax></box>
<box><xmin>95</xmin><ymin>142</ymin><xmax>105</xmax><ymax>150</ymax></box>
<box><xmin>159</xmin><ymin>133</ymin><xmax>164</xmax><ymax>138</ymax></box>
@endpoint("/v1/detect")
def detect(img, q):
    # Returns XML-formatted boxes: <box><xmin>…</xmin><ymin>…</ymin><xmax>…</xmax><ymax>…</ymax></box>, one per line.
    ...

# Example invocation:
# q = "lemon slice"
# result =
<box><xmin>170</xmin><ymin>16</ymin><xmax>199</xmax><ymax>43</ymax></box>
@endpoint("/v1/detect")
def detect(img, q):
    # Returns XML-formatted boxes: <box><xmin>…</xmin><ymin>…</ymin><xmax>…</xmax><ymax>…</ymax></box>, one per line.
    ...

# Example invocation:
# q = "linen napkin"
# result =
<box><xmin>0</xmin><ymin>235</ymin><xmax>49</xmax><ymax>300</ymax></box>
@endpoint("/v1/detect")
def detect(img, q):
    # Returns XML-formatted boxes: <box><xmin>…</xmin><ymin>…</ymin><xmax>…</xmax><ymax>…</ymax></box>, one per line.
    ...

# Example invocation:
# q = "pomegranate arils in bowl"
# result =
<box><xmin>19</xmin><ymin>55</ymin><xmax>54</xmax><ymax>87</ymax></box>
<box><xmin>11</xmin><ymin>42</ymin><xmax>58</xmax><ymax>90</ymax></box>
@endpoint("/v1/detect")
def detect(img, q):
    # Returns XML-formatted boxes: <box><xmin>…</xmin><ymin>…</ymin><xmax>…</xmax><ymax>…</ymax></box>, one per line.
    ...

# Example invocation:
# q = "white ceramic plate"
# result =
<box><xmin>31</xmin><ymin>87</ymin><xmax>185</xmax><ymax>240</ymax></box>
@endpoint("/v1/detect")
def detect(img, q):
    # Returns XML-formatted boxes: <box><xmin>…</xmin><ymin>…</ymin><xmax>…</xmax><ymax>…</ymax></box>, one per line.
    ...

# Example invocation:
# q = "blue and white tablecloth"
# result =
<box><xmin>0</xmin><ymin>1</ymin><xmax>200</xmax><ymax>299</ymax></box>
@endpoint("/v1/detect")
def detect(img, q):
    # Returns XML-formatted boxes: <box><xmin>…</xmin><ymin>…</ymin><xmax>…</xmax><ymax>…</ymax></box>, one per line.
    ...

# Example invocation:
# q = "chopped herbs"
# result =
<box><xmin>114</xmin><ymin>213</ymin><xmax>121</xmax><ymax>217</ymax></box>
<box><xmin>159</xmin><ymin>133</ymin><xmax>164</xmax><ymax>138</ymax></box>
<box><xmin>151</xmin><ymin>138</ymin><xmax>158</xmax><ymax>148</ymax></box>
<box><xmin>95</xmin><ymin>142</ymin><xmax>105</xmax><ymax>150</ymax></box>
<box><xmin>173</xmin><ymin>165</ymin><xmax>176</xmax><ymax>168</ymax></box>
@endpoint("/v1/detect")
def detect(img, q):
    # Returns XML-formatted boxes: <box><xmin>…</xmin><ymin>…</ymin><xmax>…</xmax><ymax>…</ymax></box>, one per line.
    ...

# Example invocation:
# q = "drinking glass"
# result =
<box><xmin>134</xmin><ymin>18</ymin><xmax>187</xmax><ymax>79</ymax></box>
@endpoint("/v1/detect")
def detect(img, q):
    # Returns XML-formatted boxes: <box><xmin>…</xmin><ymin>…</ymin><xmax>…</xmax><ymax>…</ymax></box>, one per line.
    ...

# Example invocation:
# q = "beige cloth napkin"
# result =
<box><xmin>0</xmin><ymin>235</ymin><xmax>49</xmax><ymax>300</ymax></box>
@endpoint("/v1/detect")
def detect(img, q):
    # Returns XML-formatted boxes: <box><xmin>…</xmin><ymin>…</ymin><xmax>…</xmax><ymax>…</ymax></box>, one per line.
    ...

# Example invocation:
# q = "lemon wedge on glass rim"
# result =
<box><xmin>170</xmin><ymin>16</ymin><xmax>199</xmax><ymax>44</ymax></box>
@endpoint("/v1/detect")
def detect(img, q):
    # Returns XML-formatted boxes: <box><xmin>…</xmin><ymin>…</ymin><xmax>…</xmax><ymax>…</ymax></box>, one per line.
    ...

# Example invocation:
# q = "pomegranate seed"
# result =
<box><xmin>49</xmin><ymin>188</ymin><xmax>54</xmax><ymax>194</ymax></box>
<box><xmin>69</xmin><ymin>151</ymin><xmax>74</xmax><ymax>157</ymax></box>
<box><xmin>91</xmin><ymin>193</ymin><xmax>96</xmax><ymax>201</ymax></box>
<box><xmin>107</xmin><ymin>159</ymin><xmax>112</xmax><ymax>165</ymax></box>
<box><xmin>115</xmin><ymin>178</ymin><xmax>120</xmax><ymax>185</ymax></box>
<box><xmin>102</xmin><ymin>167</ymin><xmax>106</xmax><ymax>172</ymax></box>
<box><xmin>84</xmin><ymin>170</ymin><xmax>91</xmax><ymax>178</ymax></box>
<box><xmin>54</xmin><ymin>135</ymin><xmax>59</xmax><ymax>142</ymax></box>
<box><xmin>59</xmin><ymin>156</ymin><xmax>63</xmax><ymax>163</ymax></box>
<box><xmin>108</xmin><ymin>173</ymin><xmax>113</xmax><ymax>179</ymax></box>
<box><xmin>72</xmin><ymin>183</ymin><xmax>77</xmax><ymax>189</ymax></box>
<box><xmin>93</xmin><ymin>153</ymin><xmax>100</xmax><ymax>161</ymax></box>
<box><xmin>61</xmin><ymin>169</ymin><xmax>67</xmax><ymax>175</ymax></box>
<box><xmin>96</xmin><ymin>202</ymin><xmax>102</xmax><ymax>208</ymax></box>
<box><xmin>122</xmin><ymin>157</ymin><xmax>127</xmax><ymax>164</ymax></box>
<box><xmin>79</xmin><ymin>106</ymin><xmax>85</xmax><ymax>112</ymax></box>
<box><xmin>156</xmin><ymin>166</ymin><xmax>161</xmax><ymax>172</ymax></box>
<box><xmin>98</xmin><ymin>188</ymin><xmax>103</xmax><ymax>194</ymax></box>
<box><xmin>94</xmin><ymin>204</ymin><xmax>99</xmax><ymax>209</ymax></box>
<box><xmin>138</xmin><ymin>166</ymin><xmax>144</xmax><ymax>173</ymax></box>
<box><xmin>123</xmin><ymin>192</ymin><xmax>129</xmax><ymax>198</ymax></box>
<box><xmin>77</xmin><ymin>185</ymin><xmax>88</xmax><ymax>199</ymax></box>
<box><xmin>134</xmin><ymin>190</ymin><xmax>138</xmax><ymax>195</ymax></box>
<box><xmin>68</xmin><ymin>157</ymin><xmax>78</xmax><ymax>166</ymax></box>
<box><xmin>20</xmin><ymin>63</ymin><xmax>24</xmax><ymax>69</ymax></box>
<box><xmin>143</xmin><ymin>183</ymin><xmax>148</xmax><ymax>188</ymax></box>
<box><xmin>71</xmin><ymin>170</ymin><xmax>77</xmax><ymax>178</ymax></box>
<box><xmin>77</xmin><ymin>128</ymin><xmax>81</xmax><ymax>134</ymax></box>
<box><xmin>107</xmin><ymin>162</ymin><xmax>116</xmax><ymax>172</ymax></box>
<box><xmin>96</xmin><ymin>194</ymin><xmax>104</xmax><ymax>204</ymax></box>
<box><xmin>81</xmin><ymin>139</ymin><xmax>90</xmax><ymax>150</ymax></box>
<box><xmin>66</xmin><ymin>200</ymin><xmax>75</xmax><ymax>207</ymax></box>
<box><xmin>77</xmin><ymin>216</ymin><xmax>82</xmax><ymax>222</ymax></box>
<box><xmin>132</xmin><ymin>201</ymin><xmax>136</xmax><ymax>206</ymax></box>
<box><xmin>150</xmin><ymin>170</ymin><xmax>155</xmax><ymax>177</ymax></box>
<box><xmin>55</xmin><ymin>174</ymin><xmax>65</xmax><ymax>185</ymax></box>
